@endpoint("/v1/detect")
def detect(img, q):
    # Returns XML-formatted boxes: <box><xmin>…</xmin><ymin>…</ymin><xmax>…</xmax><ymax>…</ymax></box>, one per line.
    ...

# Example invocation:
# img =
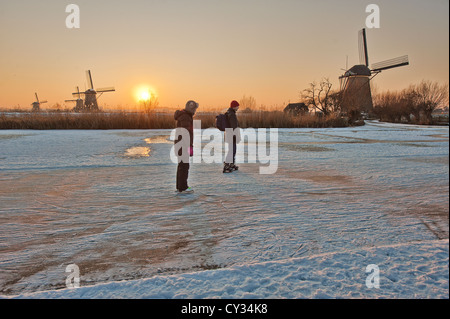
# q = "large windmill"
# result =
<box><xmin>72</xmin><ymin>70</ymin><xmax>115</xmax><ymax>111</ymax></box>
<box><xmin>339</xmin><ymin>28</ymin><xmax>409</xmax><ymax>115</ymax></box>
<box><xmin>31</xmin><ymin>93</ymin><xmax>47</xmax><ymax>111</ymax></box>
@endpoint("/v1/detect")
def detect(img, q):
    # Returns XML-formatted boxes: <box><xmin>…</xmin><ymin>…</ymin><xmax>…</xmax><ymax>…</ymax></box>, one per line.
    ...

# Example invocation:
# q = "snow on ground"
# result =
<box><xmin>7</xmin><ymin>239</ymin><xmax>449</xmax><ymax>299</ymax></box>
<box><xmin>0</xmin><ymin>120</ymin><xmax>448</xmax><ymax>298</ymax></box>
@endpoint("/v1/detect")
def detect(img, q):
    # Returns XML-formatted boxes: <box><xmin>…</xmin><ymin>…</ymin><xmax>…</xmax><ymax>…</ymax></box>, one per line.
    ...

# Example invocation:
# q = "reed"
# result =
<box><xmin>0</xmin><ymin>111</ymin><xmax>350</xmax><ymax>130</ymax></box>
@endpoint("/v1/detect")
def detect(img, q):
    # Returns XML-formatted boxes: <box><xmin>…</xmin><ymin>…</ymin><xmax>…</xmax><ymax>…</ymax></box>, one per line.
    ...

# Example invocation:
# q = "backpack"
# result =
<box><xmin>215</xmin><ymin>113</ymin><xmax>229</xmax><ymax>131</ymax></box>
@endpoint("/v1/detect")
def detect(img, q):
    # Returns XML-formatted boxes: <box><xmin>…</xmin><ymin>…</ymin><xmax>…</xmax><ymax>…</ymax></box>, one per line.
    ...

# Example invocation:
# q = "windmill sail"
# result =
<box><xmin>358</xmin><ymin>29</ymin><xmax>369</xmax><ymax>67</ymax></box>
<box><xmin>34</xmin><ymin>93</ymin><xmax>47</xmax><ymax>104</ymax></box>
<box><xmin>96</xmin><ymin>87</ymin><xmax>115</xmax><ymax>93</ymax></box>
<box><xmin>371</xmin><ymin>55</ymin><xmax>409</xmax><ymax>73</ymax></box>
<box><xmin>71</xmin><ymin>86</ymin><xmax>81</xmax><ymax>97</ymax></box>
<box><xmin>86</xmin><ymin>70</ymin><xmax>94</xmax><ymax>90</ymax></box>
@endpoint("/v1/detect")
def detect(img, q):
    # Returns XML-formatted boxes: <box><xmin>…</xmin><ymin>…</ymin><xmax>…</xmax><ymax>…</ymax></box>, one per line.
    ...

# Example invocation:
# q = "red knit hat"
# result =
<box><xmin>230</xmin><ymin>100</ymin><xmax>240</xmax><ymax>108</ymax></box>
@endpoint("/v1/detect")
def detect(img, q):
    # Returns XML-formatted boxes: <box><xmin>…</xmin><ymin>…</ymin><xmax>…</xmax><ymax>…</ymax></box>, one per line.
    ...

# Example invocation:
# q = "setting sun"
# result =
<box><xmin>135</xmin><ymin>85</ymin><xmax>158</xmax><ymax>104</ymax></box>
<box><xmin>140</xmin><ymin>90</ymin><xmax>150</xmax><ymax>101</ymax></box>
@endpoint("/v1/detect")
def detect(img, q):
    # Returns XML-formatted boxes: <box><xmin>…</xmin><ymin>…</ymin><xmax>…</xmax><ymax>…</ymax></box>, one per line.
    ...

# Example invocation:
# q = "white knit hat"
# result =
<box><xmin>185</xmin><ymin>100</ymin><xmax>199</xmax><ymax>114</ymax></box>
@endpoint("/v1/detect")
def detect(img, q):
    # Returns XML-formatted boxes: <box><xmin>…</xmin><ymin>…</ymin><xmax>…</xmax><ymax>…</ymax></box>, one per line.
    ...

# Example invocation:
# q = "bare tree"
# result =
<box><xmin>301</xmin><ymin>78</ymin><xmax>335</xmax><ymax>115</ymax></box>
<box><xmin>374</xmin><ymin>90</ymin><xmax>410</xmax><ymax>123</ymax></box>
<box><xmin>239</xmin><ymin>95</ymin><xmax>256</xmax><ymax>112</ymax></box>
<box><xmin>328</xmin><ymin>91</ymin><xmax>343</xmax><ymax>114</ymax></box>
<box><xmin>410</xmin><ymin>80</ymin><xmax>449</xmax><ymax>124</ymax></box>
<box><xmin>140</xmin><ymin>94</ymin><xmax>159</xmax><ymax>114</ymax></box>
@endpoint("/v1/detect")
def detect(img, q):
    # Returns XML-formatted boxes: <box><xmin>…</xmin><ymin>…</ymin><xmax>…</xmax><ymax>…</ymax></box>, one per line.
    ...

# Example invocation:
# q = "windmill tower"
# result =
<box><xmin>339</xmin><ymin>29</ymin><xmax>409</xmax><ymax>116</ymax></box>
<box><xmin>31</xmin><ymin>93</ymin><xmax>47</xmax><ymax>112</ymax></box>
<box><xmin>65</xmin><ymin>86</ymin><xmax>84</xmax><ymax>111</ymax></box>
<box><xmin>72</xmin><ymin>70</ymin><xmax>115</xmax><ymax>111</ymax></box>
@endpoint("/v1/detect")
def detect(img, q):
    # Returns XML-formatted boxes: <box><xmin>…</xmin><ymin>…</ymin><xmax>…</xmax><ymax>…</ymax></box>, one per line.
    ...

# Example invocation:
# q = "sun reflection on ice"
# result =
<box><xmin>124</xmin><ymin>146</ymin><xmax>150</xmax><ymax>157</ymax></box>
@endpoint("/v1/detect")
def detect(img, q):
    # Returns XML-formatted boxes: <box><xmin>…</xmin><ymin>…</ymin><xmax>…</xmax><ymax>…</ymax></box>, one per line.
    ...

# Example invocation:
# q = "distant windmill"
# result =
<box><xmin>65</xmin><ymin>86</ymin><xmax>84</xmax><ymax>111</ymax></box>
<box><xmin>339</xmin><ymin>28</ymin><xmax>409</xmax><ymax>115</ymax></box>
<box><xmin>31</xmin><ymin>93</ymin><xmax>47</xmax><ymax>111</ymax></box>
<box><xmin>72</xmin><ymin>70</ymin><xmax>115</xmax><ymax>111</ymax></box>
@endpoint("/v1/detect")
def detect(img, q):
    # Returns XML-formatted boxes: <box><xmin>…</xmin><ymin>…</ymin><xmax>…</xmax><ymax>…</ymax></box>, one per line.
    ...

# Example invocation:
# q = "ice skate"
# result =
<box><xmin>223</xmin><ymin>163</ymin><xmax>233</xmax><ymax>173</ymax></box>
<box><xmin>177</xmin><ymin>187</ymin><xmax>194</xmax><ymax>194</ymax></box>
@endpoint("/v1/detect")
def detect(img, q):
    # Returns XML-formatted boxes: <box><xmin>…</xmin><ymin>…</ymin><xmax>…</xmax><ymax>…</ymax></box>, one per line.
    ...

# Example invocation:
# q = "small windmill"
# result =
<box><xmin>31</xmin><ymin>93</ymin><xmax>47</xmax><ymax>111</ymax></box>
<box><xmin>65</xmin><ymin>86</ymin><xmax>84</xmax><ymax>111</ymax></box>
<box><xmin>339</xmin><ymin>28</ymin><xmax>409</xmax><ymax>115</ymax></box>
<box><xmin>72</xmin><ymin>70</ymin><xmax>115</xmax><ymax>111</ymax></box>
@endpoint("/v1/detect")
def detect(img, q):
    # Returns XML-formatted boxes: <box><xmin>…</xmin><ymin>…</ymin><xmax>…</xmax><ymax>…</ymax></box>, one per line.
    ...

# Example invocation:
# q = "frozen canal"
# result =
<box><xmin>0</xmin><ymin>121</ymin><xmax>448</xmax><ymax>295</ymax></box>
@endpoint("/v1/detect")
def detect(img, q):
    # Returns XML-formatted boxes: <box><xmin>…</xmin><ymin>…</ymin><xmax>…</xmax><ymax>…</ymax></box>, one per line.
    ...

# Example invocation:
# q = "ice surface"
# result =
<box><xmin>0</xmin><ymin>121</ymin><xmax>448</xmax><ymax>297</ymax></box>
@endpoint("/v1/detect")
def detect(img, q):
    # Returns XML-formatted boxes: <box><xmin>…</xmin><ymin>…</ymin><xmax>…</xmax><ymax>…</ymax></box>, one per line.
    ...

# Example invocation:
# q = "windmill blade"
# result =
<box><xmin>40</xmin><ymin>100</ymin><xmax>48</xmax><ymax>104</ymax></box>
<box><xmin>35</xmin><ymin>93</ymin><xmax>40</xmax><ymax>103</ymax></box>
<box><xmin>371</xmin><ymin>55</ymin><xmax>409</xmax><ymax>72</ymax></box>
<box><xmin>358</xmin><ymin>28</ymin><xmax>369</xmax><ymax>67</ymax></box>
<box><xmin>65</xmin><ymin>99</ymin><xmax>78</xmax><ymax>102</ymax></box>
<box><xmin>86</xmin><ymin>70</ymin><xmax>94</xmax><ymax>90</ymax></box>
<box><xmin>96</xmin><ymin>87</ymin><xmax>115</xmax><ymax>93</ymax></box>
<box><xmin>71</xmin><ymin>86</ymin><xmax>82</xmax><ymax>98</ymax></box>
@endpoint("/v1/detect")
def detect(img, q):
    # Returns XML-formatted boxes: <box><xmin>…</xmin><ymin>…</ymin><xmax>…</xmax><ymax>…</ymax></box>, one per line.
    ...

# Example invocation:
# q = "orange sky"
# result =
<box><xmin>0</xmin><ymin>0</ymin><xmax>448</xmax><ymax>111</ymax></box>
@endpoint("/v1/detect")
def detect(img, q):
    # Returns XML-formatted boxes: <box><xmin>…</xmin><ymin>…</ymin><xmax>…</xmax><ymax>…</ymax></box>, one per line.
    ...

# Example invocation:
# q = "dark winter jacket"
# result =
<box><xmin>225</xmin><ymin>107</ymin><xmax>241</xmax><ymax>144</ymax></box>
<box><xmin>174</xmin><ymin>110</ymin><xmax>194</xmax><ymax>147</ymax></box>
<box><xmin>225</xmin><ymin>108</ymin><xmax>239</xmax><ymax>129</ymax></box>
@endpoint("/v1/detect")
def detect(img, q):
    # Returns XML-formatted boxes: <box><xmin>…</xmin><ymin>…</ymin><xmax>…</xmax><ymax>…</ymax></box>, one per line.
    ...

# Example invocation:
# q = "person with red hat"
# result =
<box><xmin>224</xmin><ymin>100</ymin><xmax>241</xmax><ymax>173</ymax></box>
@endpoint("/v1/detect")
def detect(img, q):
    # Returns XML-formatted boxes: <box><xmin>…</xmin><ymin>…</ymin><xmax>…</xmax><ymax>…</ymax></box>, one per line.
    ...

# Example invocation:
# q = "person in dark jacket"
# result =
<box><xmin>224</xmin><ymin>100</ymin><xmax>240</xmax><ymax>173</ymax></box>
<box><xmin>174</xmin><ymin>100</ymin><xmax>199</xmax><ymax>193</ymax></box>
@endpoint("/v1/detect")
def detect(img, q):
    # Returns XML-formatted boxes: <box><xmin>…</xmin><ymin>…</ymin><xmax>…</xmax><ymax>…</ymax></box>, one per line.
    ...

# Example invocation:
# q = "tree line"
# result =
<box><xmin>372</xmin><ymin>80</ymin><xmax>448</xmax><ymax>124</ymax></box>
